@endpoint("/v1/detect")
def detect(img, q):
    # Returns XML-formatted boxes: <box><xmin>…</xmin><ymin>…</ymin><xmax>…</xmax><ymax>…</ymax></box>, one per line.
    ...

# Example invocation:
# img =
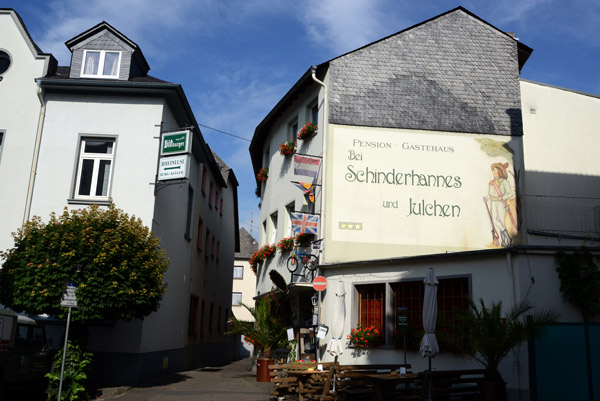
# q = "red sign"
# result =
<box><xmin>313</xmin><ymin>276</ymin><xmax>327</xmax><ymax>292</ymax></box>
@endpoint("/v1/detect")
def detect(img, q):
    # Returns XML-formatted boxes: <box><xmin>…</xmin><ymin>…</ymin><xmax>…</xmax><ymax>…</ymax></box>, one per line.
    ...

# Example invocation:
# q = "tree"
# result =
<box><xmin>0</xmin><ymin>204</ymin><xmax>169</xmax><ymax>323</ymax></box>
<box><xmin>555</xmin><ymin>249</ymin><xmax>600</xmax><ymax>322</ymax></box>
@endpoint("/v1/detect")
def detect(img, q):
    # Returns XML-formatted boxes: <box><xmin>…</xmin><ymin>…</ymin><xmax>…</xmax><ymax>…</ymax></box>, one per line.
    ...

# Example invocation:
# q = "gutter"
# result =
<box><xmin>23</xmin><ymin>84</ymin><xmax>46</xmax><ymax>224</ymax></box>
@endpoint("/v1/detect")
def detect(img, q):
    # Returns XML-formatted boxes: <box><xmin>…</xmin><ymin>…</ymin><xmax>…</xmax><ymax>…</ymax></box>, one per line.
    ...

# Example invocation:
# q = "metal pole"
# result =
<box><xmin>57</xmin><ymin>306</ymin><xmax>72</xmax><ymax>401</ymax></box>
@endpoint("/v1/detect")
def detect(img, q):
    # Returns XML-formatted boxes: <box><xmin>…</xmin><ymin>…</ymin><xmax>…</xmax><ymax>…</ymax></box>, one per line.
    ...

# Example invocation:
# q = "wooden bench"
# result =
<box><xmin>417</xmin><ymin>369</ymin><xmax>486</xmax><ymax>401</ymax></box>
<box><xmin>269</xmin><ymin>362</ymin><xmax>337</xmax><ymax>401</ymax></box>
<box><xmin>334</xmin><ymin>364</ymin><xmax>413</xmax><ymax>401</ymax></box>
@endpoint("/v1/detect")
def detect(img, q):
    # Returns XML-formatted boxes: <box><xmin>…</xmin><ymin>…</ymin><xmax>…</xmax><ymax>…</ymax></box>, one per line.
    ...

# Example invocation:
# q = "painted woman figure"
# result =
<box><xmin>484</xmin><ymin>162</ymin><xmax>518</xmax><ymax>247</ymax></box>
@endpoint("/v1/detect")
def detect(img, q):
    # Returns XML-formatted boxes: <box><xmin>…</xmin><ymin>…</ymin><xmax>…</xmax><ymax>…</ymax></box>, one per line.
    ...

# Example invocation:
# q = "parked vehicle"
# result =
<box><xmin>0</xmin><ymin>309</ymin><xmax>53</xmax><ymax>397</ymax></box>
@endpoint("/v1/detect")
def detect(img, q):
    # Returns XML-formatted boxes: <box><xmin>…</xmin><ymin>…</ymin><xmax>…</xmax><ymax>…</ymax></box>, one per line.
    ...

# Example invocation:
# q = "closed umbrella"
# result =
<box><xmin>326</xmin><ymin>281</ymin><xmax>345</xmax><ymax>357</ymax></box>
<box><xmin>420</xmin><ymin>268</ymin><xmax>439</xmax><ymax>401</ymax></box>
<box><xmin>325</xmin><ymin>281</ymin><xmax>345</xmax><ymax>392</ymax></box>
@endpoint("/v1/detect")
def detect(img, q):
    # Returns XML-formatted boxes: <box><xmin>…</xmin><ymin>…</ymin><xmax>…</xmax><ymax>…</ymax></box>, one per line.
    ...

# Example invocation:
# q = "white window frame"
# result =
<box><xmin>73</xmin><ymin>137</ymin><xmax>115</xmax><ymax>201</ymax></box>
<box><xmin>80</xmin><ymin>50</ymin><xmax>121</xmax><ymax>79</ymax></box>
<box><xmin>285</xmin><ymin>202</ymin><xmax>295</xmax><ymax>236</ymax></box>
<box><xmin>289</xmin><ymin>117</ymin><xmax>299</xmax><ymax>142</ymax></box>
<box><xmin>0</xmin><ymin>130</ymin><xmax>5</xmax><ymax>164</ymax></box>
<box><xmin>233</xmin><ymin>265</ymin><xmax>244</xmax><ymax>279</ymax></box>
<box><xmin>232</xmin><ymin>292</ymin><xmax>243</xmax><ymax>306</ymax></box>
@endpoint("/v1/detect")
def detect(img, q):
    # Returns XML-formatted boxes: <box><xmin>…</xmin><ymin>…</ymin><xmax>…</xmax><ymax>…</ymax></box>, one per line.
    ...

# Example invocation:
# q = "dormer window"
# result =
<box><xmin>81</xmin><ymin>50</ymin><xmax>121</xmax><ymax>78</ymax></box>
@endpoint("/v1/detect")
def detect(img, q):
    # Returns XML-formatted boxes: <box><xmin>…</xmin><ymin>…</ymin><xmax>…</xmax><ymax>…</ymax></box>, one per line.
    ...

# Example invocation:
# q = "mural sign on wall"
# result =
<box><xmin>328</xmin><ymin>125</ymin><xmax>519</xmax><ymax>253</ymax></box>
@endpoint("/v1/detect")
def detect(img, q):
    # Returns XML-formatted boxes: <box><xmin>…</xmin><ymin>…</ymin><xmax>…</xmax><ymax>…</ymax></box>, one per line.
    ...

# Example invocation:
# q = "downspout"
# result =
<box><xmin>23</xmin><ymin>83</ymin><xmax>46</xmax><ymax>224</ymax></box>
<box><xmin>311</xmin><ymin>66</ymin><xmax>327</xmax><ymax>362</ymax></box>
<box><xmin>506</xmin><ymin>251</ymin><xmax>522</xmax><ymax>400</ymax></box>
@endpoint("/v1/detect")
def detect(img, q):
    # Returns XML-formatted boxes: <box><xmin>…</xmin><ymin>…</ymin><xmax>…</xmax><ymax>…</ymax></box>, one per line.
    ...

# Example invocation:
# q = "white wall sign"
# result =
<box><xmin>60</xmin><ymin>285</ymin><xmax>78</xmax><ymax>308</ymax></box>
<box><xmin>328</xmin><ymin>125</ymin><xmax>519</xmax><ymax>255</ymax></box>
<box><xmin>158</xmin><ymin>155</ymin><xmax>190</xmax><ymax>181</ymax></box>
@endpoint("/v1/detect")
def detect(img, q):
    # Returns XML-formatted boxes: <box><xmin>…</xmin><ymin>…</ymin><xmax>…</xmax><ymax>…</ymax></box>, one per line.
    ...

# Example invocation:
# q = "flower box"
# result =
<box><xmin>347</xmin><ymin>326</ymin><xmax>383</xmax><ymax>349</ymax></box>
<box><xmin>297</xmin><ymin>122</ymin><xmax>317</xmax><ymax>141</ymax></box>
<box><xmin>278</xmin><ymin>139</ymin><xmax>296</xmax><ymax>156</ymax></box>
<box><xmin>257</xmin><ymin>168</ymin><xmax>269</xmax><ymax>182</ymax></box>
<box><xmin>277</xmin><ymin>237</ymin><xmax>295</xmax><ymax>252</ymax></box>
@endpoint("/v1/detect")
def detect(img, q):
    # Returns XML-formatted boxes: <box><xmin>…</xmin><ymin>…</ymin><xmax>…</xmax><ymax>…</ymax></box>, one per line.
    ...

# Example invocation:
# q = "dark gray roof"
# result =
<box><xmin>51</xmin><ymin>66</ymin><xmax>167</xmax><ymax>83</ymax></box>
<box><xmin>235</xmin><ymin>228</ymin><xmax>258</xmax><ymax>259</ymax></box>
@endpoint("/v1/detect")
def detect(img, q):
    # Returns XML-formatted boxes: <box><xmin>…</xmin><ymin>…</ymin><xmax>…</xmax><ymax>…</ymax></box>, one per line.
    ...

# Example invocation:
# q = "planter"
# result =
<box><xmin>478</xmin><ymin>379</ymin><xmax>506</xmax><ymax>401</ymax></box>
<box><xmin>256</xmin><ymin>358</ymin><xmax>274</xmax><ymax>382</ymax></box>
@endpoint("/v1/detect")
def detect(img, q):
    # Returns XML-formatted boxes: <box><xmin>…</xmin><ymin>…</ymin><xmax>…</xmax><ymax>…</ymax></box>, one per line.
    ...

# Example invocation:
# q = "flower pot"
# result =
<box><xmin>256</xmin><ymin>358</ymin><xmax>274</xmax><ymax>382</ymax></box>
<box><xmin>478</xmin><ymin>379</ymin><xmax>506</xmax><ymax>401</ymax></box>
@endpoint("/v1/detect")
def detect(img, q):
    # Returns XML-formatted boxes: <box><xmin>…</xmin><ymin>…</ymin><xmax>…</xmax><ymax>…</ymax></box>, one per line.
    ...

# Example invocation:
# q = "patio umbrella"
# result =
<box><xmin>420</xmin><ymin>268</ymin><xmax>439</xmax><ymax>401</ymax></box>
<box><xmin>326</xmin><ymin>281</ymin><xmax>346</xmax><ymax>357</ymax></box>
<box><xmin>325</xmin><ymin>281</ymin><xmax>345</xmax><ymax>392</ymax></box>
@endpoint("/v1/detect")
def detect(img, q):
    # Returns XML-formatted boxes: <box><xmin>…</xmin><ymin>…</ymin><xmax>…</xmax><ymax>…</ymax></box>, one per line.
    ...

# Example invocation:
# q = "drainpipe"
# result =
<box><xmin>506</xmin><ymin>251</ymin><xmax>522</xmax><ymax>400</ymax></box>
<box><xmin>311</xmin><ymin>66</ymin><xmax>327</xmax><ymax>362</ymax></box>
<box><xmin>23</xmin><ymin>83</ymin><xmax>46</xmax><ymax>224</ymax></box>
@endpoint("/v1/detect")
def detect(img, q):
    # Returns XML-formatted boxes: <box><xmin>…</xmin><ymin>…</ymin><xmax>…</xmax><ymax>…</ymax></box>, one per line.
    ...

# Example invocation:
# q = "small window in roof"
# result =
<box><xmin>0</xmin><ymin>51</ymin><xmax>11</xmax><ymax>75</ymax></box>
<box><xmin>81</xmin><ymin>50</ymin><xmax>120</xmax><ymax>78</ymax></box>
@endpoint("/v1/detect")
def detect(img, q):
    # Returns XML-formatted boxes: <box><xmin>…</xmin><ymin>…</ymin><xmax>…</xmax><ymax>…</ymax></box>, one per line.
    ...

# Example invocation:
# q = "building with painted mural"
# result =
<box><xmin>0</xmin><ymin>9</ymin><xmax>239</xmax><ymax>386</ymax></box>
<box><xmin>249</xmin><ymin>7</ymin><xmax>600</xmax><ymax>401</ymax></box>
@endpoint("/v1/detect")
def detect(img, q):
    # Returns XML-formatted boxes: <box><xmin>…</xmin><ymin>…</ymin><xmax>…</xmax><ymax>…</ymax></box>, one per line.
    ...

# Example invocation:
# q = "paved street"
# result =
<box><xmin>4</xmin><ymin>358</ymin><xmax>272</xmax><ymax>401</ymax></box>
<box><xmin>97</xmin><ymin>358</ymin><xmax>273</xmax><ymax>401</ymax></box>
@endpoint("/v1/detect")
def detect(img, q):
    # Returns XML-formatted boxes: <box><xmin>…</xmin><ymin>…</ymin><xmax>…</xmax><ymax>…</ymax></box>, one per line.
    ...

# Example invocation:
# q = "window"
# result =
<box><xmin>392</xmin><ymin>277</ymin><xmax>469</xmax><ymax>350</ymax></box>
<box><xmin>197</xmin><ymin>218</ymin><xmax>203</xmax><ymax>250</ymax></box>
<box><xmin>309</xmin><ymin>102</ymin><xmax>318</xmax><ymax>125</ymax></box>
<box><xmin>219</xmin><ymin>198</ymin><xmax>223</xmax><ymax>215</ymax></box>
<box><xmin>357</xmin><ymin>284</ymin><xmax>386</xmax><ymax>332</ymax></box>
<box><xmin>74</xmin><ymin>138</ymin><xmax>115</xmax><ymax>200</ymax></box>
<box><xmin>215</xmin><ymin>190</ymin><xmax>219</xmax><ymax>211</ymax></box>
<box><xmin>188</xmin><ymin>295</ymin><xmax>199</xmax><ymax>336</ymax></box>
<box><xmin>286</xmin><ymin>202</ymin><xmax>295</xmax><ymax>236</ymax></box>
<box><xmin>200</xmin><ymin>300</ymin><xmax>205</xmax><ymax>338</ymax></box>
<box><xmin>211</xmin><ymin>236</ymin><xmax>216</xmax><ymax>258</ymax></box>
<box><xmin>261</xmin><ymin>220</ymin><xmax>267</xmax><ymax>246</ymax></box>
<box><xmin>0</xmin><ymin>51</ymin><xmax>12</xmax><ymax>75</ymax></box>
<box><xmin>81</xmin><ymin>50</ymin><xmax>121</xmax><ymax>78</ymax></box>
<box><xmin>0</xmin><ymin>131</ymin><xmax>4</xmax><ymax>163</ymax></box>
<box><xmin>289</xmin><ymin>118</ymin><xmax>299</xmax><ymax>142</ymax></box>
<box><xmin>233</xmin><ymin>265</ymin><xmax>244</xmax><ymax>279</ymax></box>
<box><xmin>209</xmin><ymin>180</ymin><xmax>214</xmax><ymax>207</ymax></box>
<box><xmin>205</xmin><ymin>229</ymin><xmax>210</xmax><ymax>258</ymax></box>
<box><xmin>216</xmin><ymin>241</ymin><xmax>220</xmax><ymax>261</ymax></box>
<box><xmin>270</xmin><ymin>212</ymin><xmax>278</xmax><ymax>243</ymax></box>
<box><xmin>185</xmin><ymin>187</ymin><xmax>194</xmax><ymax>239</ymax></box>
<box><xmin>232</xmin><ymin>292</ymin><xmax>243</xmax><ymax>305</ymax></box>
<box><xmin>201</xmin><ymin>166</ymin><xmax>208</xmax><ymax>195</ymax></box>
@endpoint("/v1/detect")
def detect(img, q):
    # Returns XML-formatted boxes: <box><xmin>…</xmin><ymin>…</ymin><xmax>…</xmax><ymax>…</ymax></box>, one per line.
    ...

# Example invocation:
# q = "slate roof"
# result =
<box><xmin>235</xmin><ymin>228</ymin><xmax>258</xmax><ymax>259</ymax></box>
<box><xmin>250</xmin><ymin>7</ymin><xmax>533</xmax><ymax>180</ymax></box>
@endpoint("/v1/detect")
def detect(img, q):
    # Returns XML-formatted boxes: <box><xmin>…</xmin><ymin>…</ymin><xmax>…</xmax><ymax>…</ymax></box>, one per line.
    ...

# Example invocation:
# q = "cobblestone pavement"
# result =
<box><xmin>96</xmin><ymin>358</ymin><xmax>273</xmax><ymax>401</ymax></box>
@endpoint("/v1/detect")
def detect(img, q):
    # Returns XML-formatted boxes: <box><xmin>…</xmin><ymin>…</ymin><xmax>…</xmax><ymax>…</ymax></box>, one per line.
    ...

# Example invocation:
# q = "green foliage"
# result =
<box><xmin>46</xmin><ymin>342</ymin><xmax>93</xmax><ymax>401</ymax></box>
<box><xmin>555</xmin><ymin>249</ymin><xmax>600</xmax><ymax>321</ymax></box>
<box><xmin>0</xmin><ymin>204</ymin><xmax>169</xmax><ymax>322</ymax></box>
<box><xmin>226</xmin><ymin>297</ymin><xmax>287</xmax><ymax>357</ymax></box>
<box><xmin>452</xmin><ymin>298</ymin><xmax>558</xmax><ymax>380</ymax></box>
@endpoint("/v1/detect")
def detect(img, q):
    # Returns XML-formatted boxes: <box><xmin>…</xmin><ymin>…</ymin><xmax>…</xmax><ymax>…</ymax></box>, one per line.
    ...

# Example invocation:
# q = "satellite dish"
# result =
<box><xmin>269</xmin><ymin>270</ymin><xmax>288</xmax><ymax>293</ymax></box>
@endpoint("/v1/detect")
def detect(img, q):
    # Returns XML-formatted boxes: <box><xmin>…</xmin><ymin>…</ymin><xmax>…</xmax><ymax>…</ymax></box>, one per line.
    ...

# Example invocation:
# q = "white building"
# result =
<box><xmin>232</xmin><ymin>227</ymin><xmax>258</xmax><ymax>358</ymax></box>
<box><xmin>249</xmin><ymin>7</ymin><xmax>599</xmax><ymax>401</ymax></box>
<box><xmin>0</xmin><ymin>9</ymin><xmax>240</xmax><ymax>386</ymax></box>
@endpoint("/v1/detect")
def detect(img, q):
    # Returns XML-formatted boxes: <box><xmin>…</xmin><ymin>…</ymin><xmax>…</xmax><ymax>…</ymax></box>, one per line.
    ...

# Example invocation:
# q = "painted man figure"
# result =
<box><xmin>484</xmin><ymin>162</ymin><xmax>518</xmax><ymax>247</ymax></box>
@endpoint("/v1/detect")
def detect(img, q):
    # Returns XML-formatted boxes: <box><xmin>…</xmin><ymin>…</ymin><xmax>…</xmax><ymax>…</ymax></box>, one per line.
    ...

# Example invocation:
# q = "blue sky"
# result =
<box><xmin>5</xmin><ymin>0</ymin><xmax>599</xmax><ymax>237</ymax></box>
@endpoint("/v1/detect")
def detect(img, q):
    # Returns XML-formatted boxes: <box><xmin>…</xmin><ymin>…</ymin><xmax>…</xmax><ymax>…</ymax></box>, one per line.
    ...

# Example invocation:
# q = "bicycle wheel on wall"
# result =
<box><xmin>286</xmin><ymin>256</ymin><xmax>299</xmax><ymax>273</ymax></box>
<box><xmin>302</xmin><ymin>254</ymin><xmax>319</xmax><ymax>271</ymax></box>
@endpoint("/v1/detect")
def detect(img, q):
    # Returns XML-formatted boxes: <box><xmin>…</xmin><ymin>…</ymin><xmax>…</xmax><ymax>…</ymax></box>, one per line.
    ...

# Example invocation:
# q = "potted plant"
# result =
<box><xmin>227</xmin><ymin>297</ymin><xmax>287</xmax><ymax>381</ymax></box>
<box><xmin>297</xmin><ymin>122</ymin><xmax>317</xmax><ymax>141</ymax></box>
<box><xmin>453</xmin><ymin>298</ymin><xmax>558</xmax><ymax>401</ymax></box>
<box><xmin>277</xmin><ymin>237</ymin><xmax>295</xmax><ymax>253</ymax></box>
<box><xmin>256</xmin><ymin>168</ymin><xmax>268</xmax><ymax>182</ymax></box>
<box><xmin>347</xmin><ymin>326</ymin><xmax>384</xmax><ymax>349</ymax></box>
<box><xmin>278</xmin><ymin>138</ymin><xmax>296</xmax><ymax>156</ymax></box>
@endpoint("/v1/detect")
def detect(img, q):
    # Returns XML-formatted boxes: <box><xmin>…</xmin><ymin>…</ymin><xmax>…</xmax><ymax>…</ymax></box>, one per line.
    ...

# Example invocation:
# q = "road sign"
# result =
<box><xmin>313</xmin><ymin>276</ymin><xmax>327</xmax><ymax>292</ymax></box>
<box><xmin>60</xmin><ymin>285</ymin><xmax>78</xmax><ymax>308</ymax></box>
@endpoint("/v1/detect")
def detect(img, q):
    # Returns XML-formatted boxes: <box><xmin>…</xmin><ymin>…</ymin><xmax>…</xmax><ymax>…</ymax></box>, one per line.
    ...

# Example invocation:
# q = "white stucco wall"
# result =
<box><xmin>0</xmin><ymin>11</ymin><xmax>53</xmax><ymax>253</ymax></box>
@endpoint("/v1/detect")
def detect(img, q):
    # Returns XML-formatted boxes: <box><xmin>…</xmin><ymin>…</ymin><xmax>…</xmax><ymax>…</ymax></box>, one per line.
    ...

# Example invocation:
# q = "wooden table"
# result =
<box><xmin>360</xmin><ymin>373</ymin><xmax>418</xmax><ymax>401</ymax></box>
<box><xmin>286</xmin><ymin>369</ymin><xmax>330</xmax><ymax>401</ymax></box>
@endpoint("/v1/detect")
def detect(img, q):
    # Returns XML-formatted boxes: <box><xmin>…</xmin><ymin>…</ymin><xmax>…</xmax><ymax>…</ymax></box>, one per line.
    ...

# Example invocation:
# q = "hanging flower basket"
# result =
<box><xmin>260</xmin><ymin>244</ymin><xmax>277</xmax><ymax>258</ymax></box>
<box><xmin>295</xmin><ymin>233</ymin><xmax>314</xmax><ymax>246</ymax></box>
<box><xmin>257</xmin><ymin>168</ymin><xmax>269</xmax><ymax>182</ymax></box>
<box><xmin>249</xmin><ymin>250</ymin><xmax>264</xmax><ymax>273</ymax></box>
<box><xmin>278</xmin><ymin>139</ymin><xmax>297</xmax><ymax>156</ymax></box>
<box><xmin>277</xmin><ymin>237</ymin><xmax>295</xmax><ymax>252</ymax></box>
<box><xmin>347</xmin><ymin>326</ymin><xmax>383</xmax><ymax>349</ymax></box>
<box><xmin>297</xmin><ymin>122</ymin><xmax>317</xmax><ymax>141</ymax></box>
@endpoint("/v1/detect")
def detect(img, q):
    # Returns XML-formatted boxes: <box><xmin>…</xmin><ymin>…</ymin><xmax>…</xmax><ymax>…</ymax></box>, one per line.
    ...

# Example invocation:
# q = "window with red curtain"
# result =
<box><xmin>357</xmin><ymin>284</ymin><xmax>385</xmax><ymax>331</ymax></box>
<box><xmin>199</xmin><ymin>299</ymin><xmax>205</xmax><ymax>339</ymax></box>
<box><xmin>196</xmin><ymin>218</ymin><xmax>203</xmax><ymax>250</ymax></box>
<box><xmin>188</xmin><ymin>295</ymin><xmax>199</xmax><ymax>337</ymax></box>
<box><xmin>201</xmin><ymin>166</ymin><xmax>208</xmax><ymax>195</ymax></box>
<box><xmin>392</xmin><ymin>277</ymin><xmax>469</xmax><ymax>350</ymax></box>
